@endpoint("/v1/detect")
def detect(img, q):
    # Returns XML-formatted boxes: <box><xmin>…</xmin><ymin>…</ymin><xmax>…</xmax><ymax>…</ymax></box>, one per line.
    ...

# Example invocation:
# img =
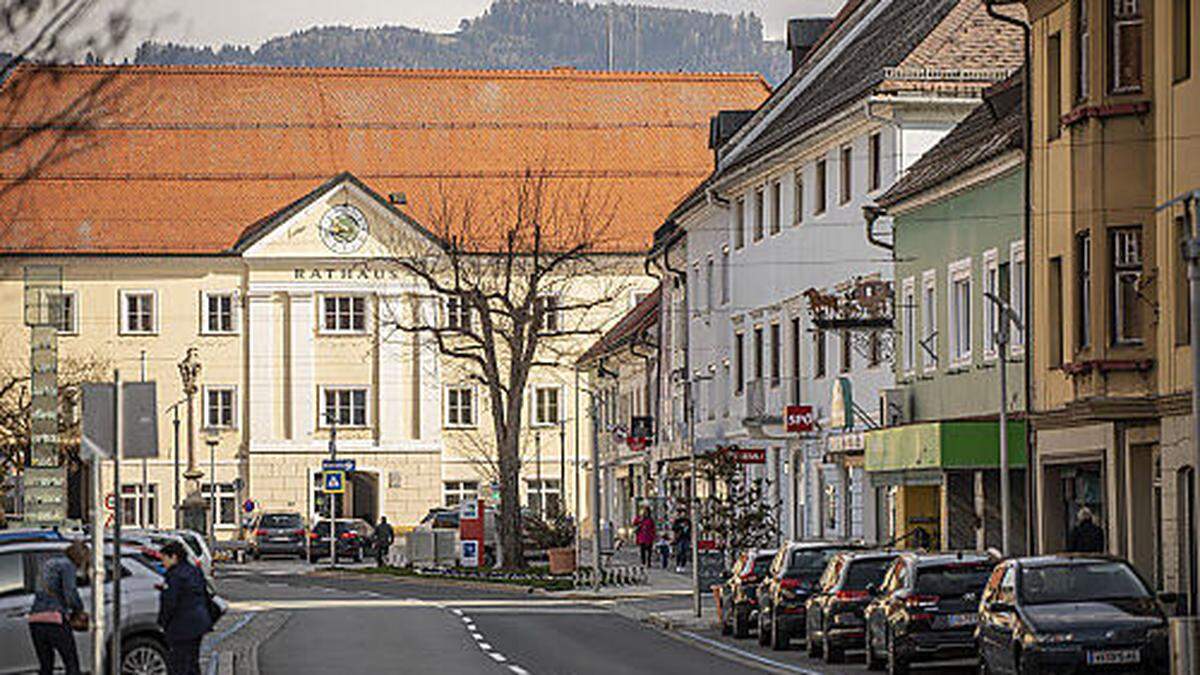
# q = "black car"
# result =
<box><xmin>756</xmin><ymin>542</ymin><xmax>866</xmax><ymax>651</ymax></box>
<box><xmin>307</xmin><ymin>518</ymin><xmax>375</xmax><ymax>563</ymax></box>
<box><xmin>249</xmin><ymin>511</ymin><xmax>308</xmax><ymax>559</ymax></box>
<box><xmin>976</xmin><ymin>555</ymin><xmax>1173</xmax><ymax>675</ymax></box>
<box><xmin>720</xmin><ymin>547</ymin><xmax>776</xmax><ymax>638</ymax></box>
<box><xmin>864</xmin><ymin>551</ymin><xmax>996</xmax><ymax>673</ymax></box>
<box><xmin>805</xmin><ymin>549</ymin><xmax>900</xmax><ymax>663</ymax></box>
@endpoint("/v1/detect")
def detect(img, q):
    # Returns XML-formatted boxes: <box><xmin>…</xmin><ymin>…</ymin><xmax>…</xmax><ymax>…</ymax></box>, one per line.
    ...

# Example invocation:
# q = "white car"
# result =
<box><xmin>0</xmin><ymin>537</ymin><xmax>171</xmax><ymax>675</ymax></box>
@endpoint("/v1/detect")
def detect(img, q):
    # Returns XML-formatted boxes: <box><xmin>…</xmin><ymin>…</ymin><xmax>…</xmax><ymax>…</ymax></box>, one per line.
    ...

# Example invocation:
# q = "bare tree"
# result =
<box><xmin>381</xmin><ymin>170</ymin><xmax>634</xmax><ymax>568</ymax></box>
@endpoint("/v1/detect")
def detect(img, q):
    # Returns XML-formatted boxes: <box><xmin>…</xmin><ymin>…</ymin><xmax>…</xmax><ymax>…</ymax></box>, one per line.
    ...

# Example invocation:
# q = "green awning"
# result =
<box><xmin>865</xmin><ymin>420</ymin><xmax>1027</xmax><ymax>472</ymax></box>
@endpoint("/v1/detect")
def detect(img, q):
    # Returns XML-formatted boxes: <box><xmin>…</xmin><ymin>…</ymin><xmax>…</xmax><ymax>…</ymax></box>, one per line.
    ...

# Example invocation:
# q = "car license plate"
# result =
<box><xmin>1087</xmin><ymin>649</ymin><xmax>1140</xmax><ymax>665</ymax></box>
<box><xmin>271</xmin><ymin>536</ymin><xmax>291</xmax><ymax>542</ymax></box>
<box><xmin>944</xmin><ymin>613</ymin><xmax>977</xmax><ymax>628</ymax></box>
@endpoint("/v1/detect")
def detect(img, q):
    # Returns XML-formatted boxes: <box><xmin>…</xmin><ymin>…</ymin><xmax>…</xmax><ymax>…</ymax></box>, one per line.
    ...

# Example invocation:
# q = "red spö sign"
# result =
<box><xmin>785</xmin><ymin>405</ymin><xmax>815</xmax><ymax>433</ymax></box>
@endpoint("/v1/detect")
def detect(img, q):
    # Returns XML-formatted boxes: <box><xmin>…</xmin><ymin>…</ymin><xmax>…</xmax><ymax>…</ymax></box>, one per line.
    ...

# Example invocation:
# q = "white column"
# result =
<box><xmin>247</xmin><ymin>292</ymin><xmax>278</xmax><ymax>442</ymax></box>
<box><xmin>377</xmin><ymin>293</ymin><xmax>406</xmax><ymax>444</ymax></box>
<box><xmin>414</xmin><ymin>294</ymin><xmax>441</xmax><ymax>440</ymax></box>
<box><xmin>288</xmin><ymin>292</ymin><xmax>314</xmax><ymax>441</ymax></box>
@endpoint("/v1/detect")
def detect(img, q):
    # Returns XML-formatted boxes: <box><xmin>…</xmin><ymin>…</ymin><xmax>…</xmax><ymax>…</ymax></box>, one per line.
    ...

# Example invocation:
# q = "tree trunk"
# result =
<box><xmin>496</xmin><ymin>427</ymin><xmax>524</xmax><ymax>569</ymax></box>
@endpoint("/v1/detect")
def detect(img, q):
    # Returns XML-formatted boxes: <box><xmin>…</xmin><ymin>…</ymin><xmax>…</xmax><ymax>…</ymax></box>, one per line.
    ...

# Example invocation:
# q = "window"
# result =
<box><xmin>203</xmin><ymin>292</ymin><xmax>237</xmax><ymax>334</ymax></box>
<box><xmin>1076</xmin><ymin>0</ymin><xmax>1090</xmax><ymax>100</ymax></box>
<box><xmin>536</xmin><ymin>295</ymin><xmax>560</xmax><ymax>332</ymax></box>
<box><xmin>790</xmin><ymin>317</ymin><xmax>802</xmax><ymax>404</ymax></box>
<box><xmin>1175</xmin><ymin>0</ymin><xmax>1192</xmax><ymax>82</ymax></box>
<box><xmin>902</xmin><ymin>277</ymin><xmax>917</xmax><ymax>374</ymax></box>
<box><xmin>753</xmin><ymin>326</ymin><xmax>764</xmax><ymax>381</ymax></box>
<box><xmin>321</xmin><ymin>387</ymin><xmax>368</xmax><ymax>427</ymax></box>
<box><xmin>1110</xmin><ymin>0</ymin><xmax>1143</xmax><ymax>92</ymax></box>
<box><xmin>120</xmin><ymin>290</ymin><xmax>156</xmax><ymax>334</ymax></box>
<box><xmin>922</xmin><ymin>270</ymin><xmax>938</xmax><ymax>372</ymax></box>
<box><xmin>815</xmin><ymin>159</ymin><xmax>827</xmax><ymax>215</ymax></box>
<box><xmin>722</xmin><ymin>362</ymin><xmax>732</xmax><ymax>417</ymax></box>
<box><xmin>445</xmin><ymin>386</ymin><xmax>476</xmax><ymax>427</ymax></box>
<box><xmin>706</xmin><ymin>366</ymin><xmax>717</xmax><ymax>420</ymax></box>
<box><xmin>0</xmin><ymin>552</ymin><xmax>23</xmax><ymax>596</ymax></box>
<box><xmin>446</xmin><ymin>296</ymin><xmax>472</xmax><ymax>331</ymax></box>
<box><xmin>52</xmin><ymin>291</ymin><xmax>77</xmax><ymax>334</ymax></box>
<box><xmin>1112</xmin><ymin>227</ymin><xmax>1143</xmax><ymax>344</ymax></box>
<box><xmin>533</xmin><ymin>386</ymin><xmax>561</xmax><ymax>426</ymax></box>
<box><xmin>814</xmin><ymin>328</ymin><xmax>827</xmax><ymax>379</ymax></box>
<box><xmin>120</xmin><ymin>483</ymin><xmax>157</xmax><ymax>528</ymax></box>
<box><xmin>201</xmin><ymin>483</ymin><xmax>237</xmax><ymax>527</ymax></box>
<box><xmin>203</xmin><ymin>386</ymin><xmax>236</xmax><ymax>429</ymax></box>
<box><xmin>769</xmin><ymin>181</ymin><xmax>782</xmax><ymax>235</ymax></box>
<box><xmin>720</xmin><ymin>248</ymin><xmax>730</xmax><ymax>305</ymax></box>
<box><xmin>948</xmin><ymin>259</ymin><xmax>972</xmax><ymax>367</ymax></box>
<box><xmin>839</xmin><ymin>144</ymin><xmax>853</xmax><ymax>204</ymax></box>
<box><xmin>734</xmin><ymin>331</ymin><xmax>745</xmax><ymax>394</ymax></box>
<box><xmin>1010</xmin><ymin>241</ymin><xmax>1026</xmax><ymax>352</ymax></box>
<box><xmin>734</xmin><ymin>197</ymin><xmax>746</xmax><ymax>249</ymax></box>
<box><xmin>840</xmin><ymin>330</ymin><xmax>852</xmax><ymax>372</ymax></box>
<box><xmin>793</xmin><ymin>168</ymin><xmax>804</xmax><ymax>225</ymax></box>
<box><xmin>1178</xmin><ymin>217</ymin><xmax>1191</xmax><ymax>345</ymax></box>
<box><xmin>1048</xmin><ymin>33</ymin><xmax>1063</xmax><ymax>140</ymax></box>
<box><xmin>705</xmin><ymin>258</ymin><xmax>714</xmax><ymax>311</ymax></box>
<box><xmin>321</xmin><ymin>295</ymin><xmax>366</xmax><ymax>333</ymax></box>
<box><xmin>1049</xmin><ymin>256</ymin><xmax>1064</xmax><ymax>367</ymax></box>
<box><xmin>443</xmin><ymin>481</ymin><xmax>479</xmax><ymax>507</ymax></box>
<box><xmin>983</xmin><ymin>249</ymin><xmax>999</xmax><ymax>360</ymax></box>
<box><xmin>753</xmin><ymin>187</ymin><xmax>765</xmax><ymax>242</ymax></box>
<box><xmin>868</xmin><ymin>133</ymin><xmax>882</xmax><ymax>192</ymax></box>
<box><xmin>769</xmin><ymin>322</ymin><xmax>781</xmax><ymax>387</ymax></box>
<box><xmin>526</xmin><ymin>479</ymin><xmax>562</xmax><ymax>519</ymax></box>
<box><xmin>1077</xmin><ymin>232</ymin><xmax>1092</xmax><ymax>348</ymax></box>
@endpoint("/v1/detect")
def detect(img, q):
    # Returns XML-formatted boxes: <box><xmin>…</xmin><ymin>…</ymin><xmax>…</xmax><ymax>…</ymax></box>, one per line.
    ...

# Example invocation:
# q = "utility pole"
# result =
<box><xmin>985</xmin><ymin>290</ymin><xmax>1023</xmax><ymax>557</ymax></box>
<box><xmin>536</xmin><ymin>431</ymin><xmax>543</xmax><ymax>519</ymax></box>
<box><xmin>687</xmin><ymin>379</ymin><xmax>700</xmax><ymax>618</ymax></box>
<box><xmin>171</xmin><ymin>403</ymin><xmax>181</xmax><ymax>528</ymax></box>
<box><xmin>559</xmin><ymin>418</ymin><xmax>566</xmax><ymax>519</ymax></box>
<box><xmin>328</xmin><ymin>415</ymin><xmax>338</xmax><ymax>569</ymax></box>
<box><xmin>1157</xmin><ymin>190</ymin><xmax>1200</xmax><ymax>613</ymax></box>
<box><xmin>590</xmin><ymin>392</ymin><xmax>602</xmax><ymax>591</ymax></box>
<box><xmin>110</xmin><ymin>369</ymin><xmax>122</xmax><ymax>675</ymax></box>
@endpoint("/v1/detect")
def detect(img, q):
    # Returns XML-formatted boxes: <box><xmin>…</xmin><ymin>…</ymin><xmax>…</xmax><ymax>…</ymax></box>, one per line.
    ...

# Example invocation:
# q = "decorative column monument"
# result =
<box><xmin>177</xmin><ymin>348</ymin><xmax>208</xmax><ymax>533</ymax></box>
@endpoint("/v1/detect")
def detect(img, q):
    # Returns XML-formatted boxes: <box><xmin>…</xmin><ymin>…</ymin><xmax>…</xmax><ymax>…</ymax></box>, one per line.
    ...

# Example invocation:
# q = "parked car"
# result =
<box><xmin>169</xmin><ymin>529</ymin><xmax>213</xmax><ymax>574</ymax></box>
<box><xmin>124</xmin><ymin>529</ymin><xmax>210</xmax><ymax>576</ymax></box>
<box><xmin>0</xmin><ymin>539</ymin><xmax>174</xmax><ymax>674</ymax></box>
<box><xmin>248</xmin><ymin>512</ymin><xmax>308</xmax><ymax>559</ymax></box>
<box><xmin>864</xmin><ymin>551</ymin><xmax>996</xmax><ymax>673</ymax></box>
<box><xmin>417</xmin><ymin>508</ymin><xmax>460</xmax><ymax>530</ymax></box>
<box><xmin>756</xmin><ymin>541</ymin><xmax>867</xmax><ymax>651</ymax></box>
<box><xmin>805</xmin><ymin>549</ymin><xmax>900</xmax><ymax>663</ymax></box>
<box><xmin>308</xmin><ymin>519</ymin><xmax>374</xmax><ymax>563</ymax></box>
<box><xmin>976</xmin><ymin>555</ymin><xmax>1172</xmax><ymax>675</ymax></box>
<box><xmin>720</xmin><ymin>547</ymin><xmax>776</xmax><ymax>638</ymax></box>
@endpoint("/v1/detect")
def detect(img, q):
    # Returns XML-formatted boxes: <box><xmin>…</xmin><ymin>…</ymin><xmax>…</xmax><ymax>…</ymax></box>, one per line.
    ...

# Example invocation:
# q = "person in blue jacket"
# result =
<box><xmin>157</xmin><ymin>540</ymin><xmax>214</xmax><ymax>675</ymax></box>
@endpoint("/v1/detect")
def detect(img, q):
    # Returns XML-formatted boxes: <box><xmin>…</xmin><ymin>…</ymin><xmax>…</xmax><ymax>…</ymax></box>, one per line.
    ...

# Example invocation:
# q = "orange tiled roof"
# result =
<box><xmin>0</xmin><ymin>65</ymin><xmax>769</xmax><ymax>255</ymax></box>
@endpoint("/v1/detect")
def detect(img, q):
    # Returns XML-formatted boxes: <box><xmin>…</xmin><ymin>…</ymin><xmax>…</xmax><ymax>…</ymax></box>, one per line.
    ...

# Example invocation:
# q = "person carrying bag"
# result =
<box><xmin>27</xmin><ymin>540</ymin><xmax>90</xmax><ymax>675</ymax></box>
<box><xmin>157</xmin><ymin>540</ymin><xmax>215</xmax><ymax>675</ymax></box>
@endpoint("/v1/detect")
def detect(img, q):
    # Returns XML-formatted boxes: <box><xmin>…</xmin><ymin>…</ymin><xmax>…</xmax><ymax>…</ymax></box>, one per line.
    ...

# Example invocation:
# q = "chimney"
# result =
<box><xmin>709</xmin><ymin>110</ymin><xmax>756</xmax><ymax>165</ymax></box>
<box><xmin>786</xmin><ymin>18</ymin><xmax>834</xmax><ymax>72</ymax></box>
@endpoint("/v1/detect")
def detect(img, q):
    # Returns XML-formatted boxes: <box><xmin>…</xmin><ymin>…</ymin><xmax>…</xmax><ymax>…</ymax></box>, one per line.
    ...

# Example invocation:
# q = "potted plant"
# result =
<box><xmin>542</xmin><ymin>515</ymin><xmax>577</xmax><ymax>574</ymax></box>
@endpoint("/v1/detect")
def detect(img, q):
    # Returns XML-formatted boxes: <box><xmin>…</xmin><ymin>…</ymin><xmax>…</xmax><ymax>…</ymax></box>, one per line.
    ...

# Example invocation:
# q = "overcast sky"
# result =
<box><xmin>4</xmin><ymin>0</ymin><xmax>844</xmax><ymax>59</ymax></box>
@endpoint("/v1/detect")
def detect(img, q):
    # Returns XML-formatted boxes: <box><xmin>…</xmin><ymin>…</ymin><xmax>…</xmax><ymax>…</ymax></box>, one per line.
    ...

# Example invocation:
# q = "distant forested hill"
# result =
<box><xmin>134</xmin><ymin>0</ymin><xmax>789</xmax><ymax>83</ymax></box>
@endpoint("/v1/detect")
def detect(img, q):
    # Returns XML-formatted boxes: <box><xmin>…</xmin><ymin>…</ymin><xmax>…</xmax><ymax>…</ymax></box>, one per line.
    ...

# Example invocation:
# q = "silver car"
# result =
<box><xmin>0</xmin><ymin>539</ymin><xmax>170</xmax><ymax>675</ymax></box>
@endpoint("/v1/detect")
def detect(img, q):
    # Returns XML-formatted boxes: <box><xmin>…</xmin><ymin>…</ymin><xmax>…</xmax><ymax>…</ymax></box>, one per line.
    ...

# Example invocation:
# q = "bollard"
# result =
<box><xmin>1171</xmin><ymin>617</ymin><xmax>1200</xmax><ymax>674</ymax></box>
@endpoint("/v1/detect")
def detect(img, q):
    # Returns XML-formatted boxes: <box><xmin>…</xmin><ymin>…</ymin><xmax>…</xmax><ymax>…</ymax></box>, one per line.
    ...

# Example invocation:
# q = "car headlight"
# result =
<box><xmin>1030</xmin><ymin>632</ymin><xmax>1075</xmax><ymax>644</ymax></box>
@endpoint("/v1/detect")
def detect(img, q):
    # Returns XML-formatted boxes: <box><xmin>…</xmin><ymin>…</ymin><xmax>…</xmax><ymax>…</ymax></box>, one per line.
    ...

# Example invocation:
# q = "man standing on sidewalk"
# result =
<box><xmin>671</xmin><ymin>510</ymin><xmax>691</xmax><ymax>573</ymax></box>
<box><xmin>373</xmin><ymin>517</ymin><xmax>395</xmax><ymax>567</ymax></box>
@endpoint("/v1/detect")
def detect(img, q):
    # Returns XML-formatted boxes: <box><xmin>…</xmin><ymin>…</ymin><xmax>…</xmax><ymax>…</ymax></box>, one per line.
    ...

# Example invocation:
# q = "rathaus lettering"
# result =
<box><xmin>293</xmin><ymin>267</ymin><xmax>403</xmax><ymax>281</ymax></box>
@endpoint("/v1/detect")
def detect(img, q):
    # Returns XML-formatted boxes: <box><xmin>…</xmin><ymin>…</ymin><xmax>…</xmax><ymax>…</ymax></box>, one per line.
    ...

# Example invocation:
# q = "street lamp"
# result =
<box><xmin>205</xmin><ymin>430</ymin><xmax>219</xmax><ymax>550</ymax></box>
<box><xmin>984</xmin><ymin>290</ymin><xmax>1024</xmax><ymax>556</ymax></box>
<box><xmin>177</xmin><ymin>348</ymin><xmax>207</xmax><ymax>534</ymax></box>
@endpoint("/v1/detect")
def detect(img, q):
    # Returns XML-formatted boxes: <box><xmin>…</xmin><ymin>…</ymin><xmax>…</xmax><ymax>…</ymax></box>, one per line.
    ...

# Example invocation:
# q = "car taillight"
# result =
<box><xmin>293</xmin><ymin>529</ymin><xmax>306</xmax><ymax>536</ymax></box>
<box><xmin>254</xmin><ymin>529</ymin><xmax>267</xmax><ymax>536</ymax></box>
<box><xmin>339</xmin><ymin>532</ymin><xmax>357</xmax><ymax>540</ymax></box>
<box><xmin>835</xmin><ymin>590</ymin><xmax>869</xmax><ymax>601</ymax></box>
<box><xmin>309</xmin><ymin>531</ymin><xmax>319</xmax><ymax>540</ymax></box>
<box><xmin>741</xmin><ymin>573</ymin><xmax>758</xmax><ymax>583</ymax></box>
<box><xmin>905</xmin><ymin>594</ymin><xmax>940</xmax><ymax>608</ymax></box>
<box><xmin>779</xmin><ymin>578</ymin><xmax>801</xmax><ymax>590</ymax></box>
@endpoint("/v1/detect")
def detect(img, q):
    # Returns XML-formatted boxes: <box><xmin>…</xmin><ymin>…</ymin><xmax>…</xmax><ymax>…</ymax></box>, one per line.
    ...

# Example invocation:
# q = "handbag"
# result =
<box><xmin>204</xmin><ymin>582</ymin><xmax>224</xmax><ymax>624</ymax></box>
<box><xmin>66</xmin><ymin>611</ymin><xmax>90</xmax><ymax>632</ymax></box>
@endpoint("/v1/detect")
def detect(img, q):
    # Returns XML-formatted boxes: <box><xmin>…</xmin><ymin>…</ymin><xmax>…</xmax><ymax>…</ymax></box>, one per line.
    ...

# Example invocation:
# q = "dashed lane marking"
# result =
<box><xmin>478</xmin><ymin>643</ymin><xmax>493</xmax><ymax>651</ymax></box>
<box><xmin>488</xmin><ymin>653</ymin><xmax>507</xmax><ymax>663</ymax></box>
<box><xmin>508</xmin><ymin>667</ymin><xmax>529</xmax><ymax>675</ymax></box>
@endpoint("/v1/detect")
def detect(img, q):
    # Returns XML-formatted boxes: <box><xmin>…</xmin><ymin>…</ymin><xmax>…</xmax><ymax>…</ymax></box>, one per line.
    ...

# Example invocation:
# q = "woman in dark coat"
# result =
<box><xmin>157</xmin><ymin>540</ymin><xmax>214</xmax><ymax>675</ymax></box>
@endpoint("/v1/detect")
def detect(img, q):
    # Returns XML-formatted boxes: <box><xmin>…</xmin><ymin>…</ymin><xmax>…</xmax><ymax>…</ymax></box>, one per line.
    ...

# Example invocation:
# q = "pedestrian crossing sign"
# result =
<box><xmin>323</xmin><ymin>470</ymin><xmax>345</xmax><ymax>494</ymax></box>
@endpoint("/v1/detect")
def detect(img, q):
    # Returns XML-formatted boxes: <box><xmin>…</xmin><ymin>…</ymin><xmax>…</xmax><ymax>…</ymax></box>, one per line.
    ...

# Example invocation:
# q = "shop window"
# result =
<box><xmin>1112</xmin><ymin>227</ymin><xmax>1143</xmax><ymax>344</ymax></box>
<box><xmin>1109</xmin><ymin>0</ymin><xmax>1143</xmax><ymax>93</ymax></box>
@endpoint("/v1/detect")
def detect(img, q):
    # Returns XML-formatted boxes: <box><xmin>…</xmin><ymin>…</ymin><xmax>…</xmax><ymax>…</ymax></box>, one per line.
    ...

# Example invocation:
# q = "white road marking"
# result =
<box><xmin>451</xmin><ymin>608</ymin><xmax>463</xmax><ymax>616</ymax></box>
<box><xmin>460</xmin><ymin>616</ymin><xmax>472</xmax><ymax>624</ymax></box>
<box><xmin>488</xmin><ymin>653</ymin><xmax>507</xmax><ymax>663</ymax></box>
<box><xmin>478</xmin><ymin>643</ymin><xmax>493</xmax><ymax>651</ymax></box>
<box><xmin>466</xmin><ymin>623</ymin><xmax>476</xmax><ymax>631</ymax></box>
<box><xmin>441</xmin><ymin>603</ymin><xmax>531</xmax><ymax>673</ymax></box>
<box><xmin>471</xmin><ymin>633</ymin><xmax>483</xmax><ymax>640</ymax></box>
<box><xmin>676</xmin><ymin>630</ymin><xmax>825</xmax><ymax>675</ymax></box>
<box><xmin>508</xmin><ymin>667</ymin><xmax>529</xmax><ymax>675</ymax></box>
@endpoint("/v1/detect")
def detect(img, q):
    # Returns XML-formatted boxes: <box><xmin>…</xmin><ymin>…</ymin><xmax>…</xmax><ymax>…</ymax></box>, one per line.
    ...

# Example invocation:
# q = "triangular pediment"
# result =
<box><xmin>236</xmin><ymin>173</ymin><xmax>445</xmax><ymax>259</ymax></box>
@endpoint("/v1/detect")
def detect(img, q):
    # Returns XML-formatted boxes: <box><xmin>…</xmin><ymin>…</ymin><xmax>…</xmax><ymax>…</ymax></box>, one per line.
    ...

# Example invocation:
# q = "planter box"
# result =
<box><xmin>547</xmin><ymin>546</ymin><xmax>576</xmax><ymax>574</ymax></box>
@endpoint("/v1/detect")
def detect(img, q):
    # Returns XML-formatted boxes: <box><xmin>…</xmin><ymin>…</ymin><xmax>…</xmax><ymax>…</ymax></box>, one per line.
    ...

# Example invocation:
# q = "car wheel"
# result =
<box><xmin>733</xmin><ymin>604</ymin><xmax>750</xmax><ymax>639</ymax></box>
<box><xmin>887</xmin><ymin>630</ymin><xmax>909</xmax><ymax>675</ymax></box>
<box><xmin>823</xmin><ymin>631</ymin><xmax>843</xmax><ymax>664</ymax></box>
<box><xmin>757</xmin><ymin>610</ymin><xmax>770</xmax><ymax>646</ymax></box>
<box><xmin>121</xmin><ymin>636</ymin><xmax>168</xmax><ymax>675</ymax></box>
<box><xmin>770</xmin><ymin>614</ymin><xmax>789</xmax><ymax>651</ymax></box>
<box><xmin>865</xmin><ymin>624</ymin><xmax>884</xmax><ymax>671</ymax></box>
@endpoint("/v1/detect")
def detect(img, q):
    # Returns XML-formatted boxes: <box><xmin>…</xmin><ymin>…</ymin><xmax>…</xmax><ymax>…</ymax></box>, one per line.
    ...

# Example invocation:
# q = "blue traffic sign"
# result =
<box><xmin>323</xmin><ymin>470</ymin><xmax>346</xmax><ymax>494</ymax></box>
<box><xmin>322</xmin><ymin>459</ymin><xmax>355</xmax><ymax>472</ymax></box>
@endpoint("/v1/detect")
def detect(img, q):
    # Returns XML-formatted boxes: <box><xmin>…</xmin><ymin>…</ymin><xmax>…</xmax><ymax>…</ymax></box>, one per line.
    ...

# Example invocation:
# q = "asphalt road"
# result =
<box><xmin>214</xmin><ymin>560</ymin><xmax>767</xmax><ymax>675</ymax></box>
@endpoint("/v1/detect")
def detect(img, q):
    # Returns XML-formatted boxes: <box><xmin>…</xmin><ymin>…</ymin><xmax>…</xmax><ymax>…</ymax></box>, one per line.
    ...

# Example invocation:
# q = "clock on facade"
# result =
<box><xmin>318</xmin><ymin>204</ymin><xmax>369</xmax><ymax>254</ymax></box>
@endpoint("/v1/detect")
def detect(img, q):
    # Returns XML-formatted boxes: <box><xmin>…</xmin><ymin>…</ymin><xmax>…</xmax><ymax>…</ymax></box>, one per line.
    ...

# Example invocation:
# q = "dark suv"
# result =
<box><xmin>720</xmin><ymin>547</ymin><xmax>776</xmax><ymax>638</ymax></box>
<box><xmin>864</xmin><ymin>551</ymin><xmax>996</xmax><ymax>673</ymax></box>
<box><xmin>308</xmin><ymin>518</ymin><xmax>375</xmax><ymax>563</ymax></box>
<box><xmin>249</xmin><ymin>511</ymin><xmax>308</xmax><ymax>559</ymax></box>
<box><xmin>756</xmin><ymin>542</ymin><xmax>866</xmax><ymax>651</ymax></box>
<box><xmin>805</xmin><ymin>549</ymin><xmax>900</xmax><ymax>663</ymax></box>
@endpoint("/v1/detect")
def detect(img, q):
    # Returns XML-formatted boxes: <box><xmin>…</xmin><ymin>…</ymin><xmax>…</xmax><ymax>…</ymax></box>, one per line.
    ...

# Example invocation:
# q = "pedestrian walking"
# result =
<box><xmin>656</xmin><ymin>532</ymin><xmax>671</xmax><ymax>569</ymax></box>
<box><xmin>1066</xmin><ymin>507</ymin><xmax>1105</xmax><ymax>553</ymax></box>
<box><xmin>671</xmin><ymin>510</ymin><xmax>691</xmax><ymax>573</ymax></box>
<box><xmin>632</xmin><ymin>508</ymin><xmax>656</xmax><ymax>567</ymax></box>
<box><xmin>27</xmin><ymin>540</ymin><xmax>89</xmax><ymax>675</ymax></box>
<box><xmin>157</xmin><ymin>540</ymin><xmax>214</xmax><ymax>675</ymax></box>
<box><xmin>373</xmin><ymin>516</ymin><xmax>395</xmax><ymax>567</ymax></box>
